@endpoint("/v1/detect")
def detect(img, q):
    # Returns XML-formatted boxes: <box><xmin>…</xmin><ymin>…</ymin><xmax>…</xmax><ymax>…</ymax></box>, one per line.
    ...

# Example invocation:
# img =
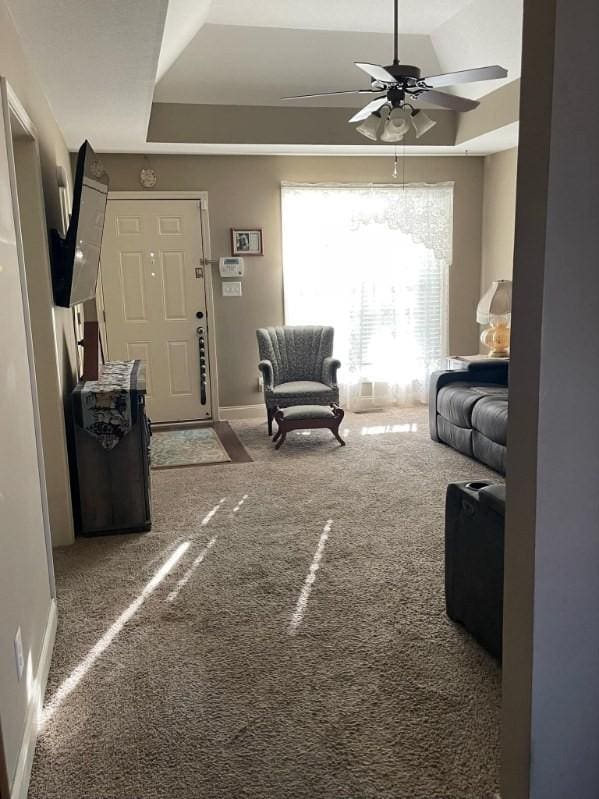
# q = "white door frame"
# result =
<box><xmin>105</xmin><ymin>191</ymin><xmax>220</xmax><ymax>421</ymax></box>
<box><xmin>2</xmin><ymin>79</ymin><xmax>57</xmax><ymax>595</ymax></box>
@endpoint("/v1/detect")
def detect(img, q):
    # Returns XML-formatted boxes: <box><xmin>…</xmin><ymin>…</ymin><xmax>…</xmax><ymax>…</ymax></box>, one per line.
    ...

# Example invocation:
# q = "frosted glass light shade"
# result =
<box><xmin>411</xmin><ymin>110</ymin><xmax>437</xmax><ymax>139</ymax></box>
<box><xmin>476</xmin><ymin>279</ymin><xmax>512</xmax><ymax>324</ymax></box>
<box><xmin>380</xmin><ymin>107</ymin><xmax>411</xmax><ymax>142</ymax></box>
<box><xmin>355</xmin><ymin>115</ymin><xmax>381</xmax><ymax>141</ymax></box>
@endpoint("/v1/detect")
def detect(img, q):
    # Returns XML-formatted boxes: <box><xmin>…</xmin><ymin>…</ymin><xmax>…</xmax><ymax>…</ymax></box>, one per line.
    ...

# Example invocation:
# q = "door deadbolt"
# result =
<box><xmin>196</xmin><ymin>311</ymin><xmax>204</xmax><ymax>319</ymax></box>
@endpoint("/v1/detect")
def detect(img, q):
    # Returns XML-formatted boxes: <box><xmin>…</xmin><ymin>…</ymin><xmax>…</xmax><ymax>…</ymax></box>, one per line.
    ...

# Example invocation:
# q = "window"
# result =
<box><xmin>281</xmin><ymin>183</ymin><xmax>453</xmax><ymax>409</ymax></box>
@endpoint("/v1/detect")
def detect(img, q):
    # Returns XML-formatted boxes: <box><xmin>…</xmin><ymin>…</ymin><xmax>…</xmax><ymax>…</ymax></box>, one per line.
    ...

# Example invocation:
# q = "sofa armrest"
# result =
<box><xmin>322</xmin><ymin>357</ymin><xmax>341</xmax><ymax>388</ymax></box>
<box><xmin>462</xmin><ymin>360</ymin><xmax>509</xmax><ymax>379</ymax></box>
<box><xmin>258</xmin><ymin>359</ymin><xmax>274</xmax><ymax>392</ymax></box>
<box><xmin>429</xmin><ymin>363</ymin><xmax>509</xmax><ymax>441</ymax></box>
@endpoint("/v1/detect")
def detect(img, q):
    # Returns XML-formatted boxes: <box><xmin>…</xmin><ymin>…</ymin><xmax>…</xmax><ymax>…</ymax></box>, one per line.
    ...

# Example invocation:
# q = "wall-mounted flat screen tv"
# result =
<box><xmin>50</xmin><ymin>140</ymin><xmax>109</xmax><ymax>307</ymax></box>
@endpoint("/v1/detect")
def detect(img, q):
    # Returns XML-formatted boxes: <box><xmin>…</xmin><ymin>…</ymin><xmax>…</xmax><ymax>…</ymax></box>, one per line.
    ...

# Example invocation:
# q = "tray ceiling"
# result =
<box><xmin>6</xmin><ymin>0</ymin><xmax>522</xmax><ymax>153</ymax></box>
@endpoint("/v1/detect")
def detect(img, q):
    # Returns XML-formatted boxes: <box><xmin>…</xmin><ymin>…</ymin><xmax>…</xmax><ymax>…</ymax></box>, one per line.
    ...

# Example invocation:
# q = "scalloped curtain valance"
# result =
<box><xmin>281</xmin><ymin>182</ymin><xmax>454</xmax><ymax>265</ymax></box>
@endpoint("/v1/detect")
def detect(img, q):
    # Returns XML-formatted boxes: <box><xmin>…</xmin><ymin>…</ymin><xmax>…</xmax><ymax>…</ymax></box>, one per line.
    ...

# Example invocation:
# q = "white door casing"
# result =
<box><xmin>0</xmin><ymin>78</ymin><xmax>55</xmax><ymax>794</ymax></box>
<box><xmin>100</xmin><ymin>197</ymin><xmax>214</xmax><ymax>423</ymax></box>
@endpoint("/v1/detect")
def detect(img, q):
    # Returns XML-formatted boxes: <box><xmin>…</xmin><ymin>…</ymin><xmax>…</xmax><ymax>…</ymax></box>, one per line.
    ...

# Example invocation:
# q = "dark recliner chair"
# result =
<box><xmin>429</xmin><ymin>361</ymin><xmax>509</xmax><ymax>474</ymax></box>
<box><xmin>445</xmin><ymin>480</ymin><xmax>506</xmax><ymax>661</ymax></box>
<box><xmin>256</xmin><ymin>325</ymin><xmax>341</xmax><ymax>434</ymax></box>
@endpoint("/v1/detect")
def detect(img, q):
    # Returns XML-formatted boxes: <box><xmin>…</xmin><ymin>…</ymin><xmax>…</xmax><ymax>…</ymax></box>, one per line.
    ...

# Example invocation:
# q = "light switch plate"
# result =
<box><xmin>222</xmin><ymin>281</ymin><xmax>242</xmax><ymax>297</ymax></box>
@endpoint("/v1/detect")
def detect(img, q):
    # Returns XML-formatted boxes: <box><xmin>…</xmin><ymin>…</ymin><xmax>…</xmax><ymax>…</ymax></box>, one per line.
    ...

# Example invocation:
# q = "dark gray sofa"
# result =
<box><xmin>429</xmin><ymin>361</ymin><xmax>509</xmax><ymax>474</ymax></box>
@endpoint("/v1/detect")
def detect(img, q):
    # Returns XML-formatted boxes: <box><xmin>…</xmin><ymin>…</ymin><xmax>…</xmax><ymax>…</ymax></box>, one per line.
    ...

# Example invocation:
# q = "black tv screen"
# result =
<box><xmin>50</xmin><ymin>141</ymin><xmax>109</xmax><ymax>307</ymax></box>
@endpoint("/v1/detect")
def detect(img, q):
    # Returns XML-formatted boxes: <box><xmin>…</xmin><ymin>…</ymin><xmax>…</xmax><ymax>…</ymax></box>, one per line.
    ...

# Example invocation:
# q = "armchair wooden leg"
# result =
<box><xmin>331</xmin><ymin>404</ymin><xmax>346</xmax><ymax>446</ymax></box>
<box><xmin>267</xmin><ymin>407</ymin><xmax>275</xmax><ymax>436</ymax></box>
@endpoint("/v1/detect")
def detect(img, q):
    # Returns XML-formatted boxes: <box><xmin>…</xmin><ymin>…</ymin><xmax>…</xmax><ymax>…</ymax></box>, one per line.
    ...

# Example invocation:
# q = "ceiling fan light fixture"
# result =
<box><xmin>411</xmin><ymin>109</ymin><xmax>437</xmax><ymax>139</ymax></box>
<box><xmin>380</xmin><ymin>106</ymin><xmax>411</xmax><ymax>142</ymax></box>
<box><xmin>355</xmin><ymin>106</ymin><xmax>388</xmax><ymax>141</ymax></box>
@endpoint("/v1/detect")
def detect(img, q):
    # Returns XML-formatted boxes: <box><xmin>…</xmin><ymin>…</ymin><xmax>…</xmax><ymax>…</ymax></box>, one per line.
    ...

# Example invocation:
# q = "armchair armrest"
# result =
<box><xmin>322</xmin><ymin>357</ymin><xmax>341</xmax><ymax>388</ymax></box>
<box><xmin>258</xmin><ymin>359</ymin><xmax>274</xmax><ymax>392</ymax></box>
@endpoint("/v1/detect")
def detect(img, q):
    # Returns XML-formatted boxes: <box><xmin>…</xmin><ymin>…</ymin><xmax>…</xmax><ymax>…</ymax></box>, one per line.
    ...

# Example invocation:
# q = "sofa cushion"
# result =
<box><xmin>472</xmin><ymin>431</ymin><xmax>506</xmax><ymax>475</ymax></box>
<box><xmin>279</xmin><ymin>404</ymin><xmax>334</xmax><ymax>420</ymax></box>
<box><xmin>271</xmin><ymin>381</ymin><xmax>335</xmax><ymax>399</ymax></box>
<box><xmin>472</xmin><ymin>396</ymin><xmax>509</xmax><ymax>446</ymax></box>
<box><xmin>437</xmin><ymin>383</ymin><xmax>508</xmax><ymax>429</ymax></box>
<box><xmin>437</xmin><ymin>416</ymin><xmax>473</xmax><ymax>456</ymax></box>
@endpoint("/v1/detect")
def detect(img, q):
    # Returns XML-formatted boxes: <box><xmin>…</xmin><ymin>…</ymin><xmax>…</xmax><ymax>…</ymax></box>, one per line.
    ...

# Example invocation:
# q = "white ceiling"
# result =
<box><xmin>156</xmin><ymin>0</ymin><xmax>212</xmax><ymax>81</ymax></box>
<box><xmin>154</xmin><ymin>27</ymin><xmax>442</xmax><ymax>107</ymax></box>
<box><xmin>431</xmin><ymin>0</ymin><xmax>523</xmax><ymax>99</ymax></box>
<box><xmin>156</xmin><ymin>0</ymin><xmax>521</xmax><ymax>107</ymax></box>
<box><xmin>6</xmin><ymin>0</ymin><xmax>522</xmax><ymax>153</ymax></box>
<box><xmin>205</xmin><ymin>0</ymin><xmax>475</xmax><ymax>35</ymax></box>
<box><xmin>6</xmin><ymin>0</ymin><xmax>168</xmax><ymax>150</ymax></box>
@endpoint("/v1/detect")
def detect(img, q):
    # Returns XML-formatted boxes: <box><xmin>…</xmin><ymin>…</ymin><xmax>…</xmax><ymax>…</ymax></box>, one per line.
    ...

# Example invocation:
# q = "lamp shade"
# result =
<box><xmin>355</xmin><ymin>106</ymin><xmax>388</xmax><ymax>141</ymax></box>
<box><xmin>380</xmin><ymin>107</ymin><xmax>411</xmax><ymax>142</ymax></box>
<box><xmin>476</xmin><ymin>279</ymin><xmax>513</xmax><ymax>325</ymax></box>
<box><xmin>411</xmin><ymin>109</ymin><xmax>436</xmax><ymax>139</ymax></box>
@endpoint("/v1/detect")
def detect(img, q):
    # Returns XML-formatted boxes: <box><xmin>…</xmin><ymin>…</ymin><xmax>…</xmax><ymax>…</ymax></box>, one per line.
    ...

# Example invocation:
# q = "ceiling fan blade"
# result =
<box><xmin>421</xmin><ymin>65</ymin><xmax>508</xmax><ymax>89</ymax></box>
<box><xmin>415</xmin><ymin>89</ymin><xmax>479</xmax><ymax>112</ymax></box>
<box><xmin>348</xmin><ymin>97</ymin><xmax>388</xmax><ymax>124</ymax></box>
<box><xmin>354</xmin><ymin>62</ymin><xmax>396</xmax><ymax>84</ymax></box>
<box><xmin>281</xmin><ymin>89</ymin><xmax>380</xmax><ymax>100</ymax></box>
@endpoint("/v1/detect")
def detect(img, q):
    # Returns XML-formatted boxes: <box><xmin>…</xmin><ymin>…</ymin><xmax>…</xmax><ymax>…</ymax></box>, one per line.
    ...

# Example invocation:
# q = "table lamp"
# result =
<box><xmin>477</xmin><ymin>279</ymin><xmax>512</xmax><ymax>357</ymax></box>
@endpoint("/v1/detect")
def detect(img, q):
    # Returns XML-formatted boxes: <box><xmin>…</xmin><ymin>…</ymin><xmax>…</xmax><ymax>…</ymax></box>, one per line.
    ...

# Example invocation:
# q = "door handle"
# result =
<box><xmin>197</xmin><ymin>326</ymin><xmax>207</xmax><ymax>405</ymax></box>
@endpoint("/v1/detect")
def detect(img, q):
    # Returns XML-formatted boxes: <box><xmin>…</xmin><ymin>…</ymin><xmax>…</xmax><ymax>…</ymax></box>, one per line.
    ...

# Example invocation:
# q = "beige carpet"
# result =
<box><xmin>29</xmin><ymin>407</ymin><xmax>501</xmax><ymax>799</ymax></box>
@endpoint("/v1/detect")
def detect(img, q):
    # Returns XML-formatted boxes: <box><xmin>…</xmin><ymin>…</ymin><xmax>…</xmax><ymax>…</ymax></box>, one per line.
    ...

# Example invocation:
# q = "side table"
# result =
<box><xmin>447</xmin><ymin>354</ymin><xmax>510</xmax><ymax>371</ymax></box>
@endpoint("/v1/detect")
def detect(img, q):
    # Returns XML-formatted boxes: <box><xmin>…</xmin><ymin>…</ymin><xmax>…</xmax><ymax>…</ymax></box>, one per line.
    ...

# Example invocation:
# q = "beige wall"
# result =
<box><xmin>0</xmin><ymin>0</ymin><xmax>74</xmax><ymax>790</ymax></box>
<box><xmin>1</xmin><ymin>0</ymin><xmax>78</xmax><ymax>545</ymax></box>
<box><xmin>0</xmin><ymin>2</ymin><xmax>77</xmax><ymax>397</ymax></box>
<box><xmin>481</xmin><ymin>147</ymin><xmax>518</xmax><ymax>288</ymax></box>
<box><xmin>100</xmin><ymin>154</ymin><xmax>484</xmax><ymax>409</ymax></box>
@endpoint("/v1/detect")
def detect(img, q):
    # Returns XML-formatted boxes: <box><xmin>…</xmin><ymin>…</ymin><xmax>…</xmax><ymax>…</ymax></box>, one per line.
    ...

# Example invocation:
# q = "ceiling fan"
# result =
<box><xmin>281</xmin><ymin>0</ymin><xmax>507</xmax><ymax>143</ymax></box>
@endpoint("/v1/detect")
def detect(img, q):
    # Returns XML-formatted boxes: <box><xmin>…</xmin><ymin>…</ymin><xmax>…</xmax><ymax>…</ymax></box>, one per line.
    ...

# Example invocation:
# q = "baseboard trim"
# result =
<box><xmin>218</xmin><ymin>404</ymin><xmax>264</xmax><ymax>421</ymax></box>
<box><xmin>10</xmin><ymin>599</ymin><xmax>57</xmax><ymax>799</ymax></box>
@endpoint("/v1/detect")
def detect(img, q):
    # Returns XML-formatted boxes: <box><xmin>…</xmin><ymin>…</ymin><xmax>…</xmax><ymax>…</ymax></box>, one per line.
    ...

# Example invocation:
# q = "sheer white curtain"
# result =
<box><xmin>281</xmin><ymin>183</ymin><xmax>453</xmax><ymax>410</ymax></box>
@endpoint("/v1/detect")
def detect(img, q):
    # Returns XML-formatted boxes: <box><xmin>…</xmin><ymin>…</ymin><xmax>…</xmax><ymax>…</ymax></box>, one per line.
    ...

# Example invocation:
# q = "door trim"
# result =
<box><xmin>8</xmin><ymin>600</ymin><xmax>57</xmax><ymax>799</ymax></box>
<box><xmin>2</xmin><ymin>78</ymin><xmax>59</xmax><ymax>586</ymax></box>
<box><xmin>104</xmin><ymin>191</ymin><xmax>220</xmax><ymax>421</ymax></box>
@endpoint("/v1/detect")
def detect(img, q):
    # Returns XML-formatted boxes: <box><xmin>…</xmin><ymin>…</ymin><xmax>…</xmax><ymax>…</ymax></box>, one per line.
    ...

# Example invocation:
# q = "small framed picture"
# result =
<box><xmin>231</xmin><ymin>228</ymin><xmax>263</xmax><ymax>256</ymax></box>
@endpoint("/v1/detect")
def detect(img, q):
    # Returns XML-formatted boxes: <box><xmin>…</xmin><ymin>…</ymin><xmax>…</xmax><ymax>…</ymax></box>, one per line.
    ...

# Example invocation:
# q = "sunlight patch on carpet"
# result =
<box><xmin>360</xmin><ymin>423</ymin><xmax>418</xmax><ymax>435</ymax></box>
<box><xmin>167</xmin><ymin>494</ymin><xmax>249</xmax><ymax>603</ymax></box>
<box><xmin>289</xmin><ymin>519</ymin><xmax>333</xmax><ymax>634</ymax></box>
<box><xmin>41</xmin><ymin>541</ymin><xmax>191</xmax><ymax>727</ymax></box>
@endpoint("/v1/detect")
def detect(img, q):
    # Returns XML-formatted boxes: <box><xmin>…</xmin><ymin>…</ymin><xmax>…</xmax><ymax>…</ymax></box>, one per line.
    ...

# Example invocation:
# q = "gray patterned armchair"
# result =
<box><xmin>257</xmin><ymin>325</ymin><xmax>341</xmax><ymax>434</ymax></box>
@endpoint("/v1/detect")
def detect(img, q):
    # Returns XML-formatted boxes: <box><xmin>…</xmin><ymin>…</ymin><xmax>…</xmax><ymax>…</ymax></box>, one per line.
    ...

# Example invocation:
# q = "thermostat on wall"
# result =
<box><xmin>219</xmin><ymin>256</ymin><xmax>245</xmax><ymax>278</ymax></box>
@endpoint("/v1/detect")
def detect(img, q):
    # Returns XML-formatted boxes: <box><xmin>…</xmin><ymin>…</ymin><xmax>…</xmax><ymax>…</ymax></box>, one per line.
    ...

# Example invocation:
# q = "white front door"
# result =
<box><xmin>100</xmin><ymin>199</ymin><xmax>212</xmax><ymax>422</ymax></box>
